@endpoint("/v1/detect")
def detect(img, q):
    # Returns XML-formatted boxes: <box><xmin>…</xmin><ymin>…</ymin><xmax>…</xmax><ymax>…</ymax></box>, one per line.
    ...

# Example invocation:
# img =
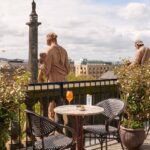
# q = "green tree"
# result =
<box><xmin>67</xmin><ymin>72</ymin><xmax>95</xmax><ymax>81</ymax></box>
<box><xmin>0</xmin><ymin>66</ymin><xmax>30</xmax><ymax>149</ymax></box>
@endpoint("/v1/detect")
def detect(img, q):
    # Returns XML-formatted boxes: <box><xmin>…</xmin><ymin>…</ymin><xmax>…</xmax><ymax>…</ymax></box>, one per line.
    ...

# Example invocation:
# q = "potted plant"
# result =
<box><xmin>114</xmin><ymin>60</ymin><xmax>150</xmax><ymax>150</ymax></box>
<box><xmin>0</xmin><ymin>65</ymin><xmax>29</xmax><ymax>150</ymax></box>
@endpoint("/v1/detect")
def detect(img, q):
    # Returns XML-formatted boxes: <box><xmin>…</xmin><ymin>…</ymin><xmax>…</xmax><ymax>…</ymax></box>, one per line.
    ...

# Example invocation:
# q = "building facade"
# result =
<box><xmin>69</xmin><ymin>58</ymin><xmax>75</xmax><ymax>73</ymax></box>
<box><xmin>0</xmin><ymin>59</ymin><xmax>28</xmax><ymax>71</ymax></box>
<box><xmin>75</xmin><ymin>59</ymin><xmax>113</xmax><ymax>79</ymax></box>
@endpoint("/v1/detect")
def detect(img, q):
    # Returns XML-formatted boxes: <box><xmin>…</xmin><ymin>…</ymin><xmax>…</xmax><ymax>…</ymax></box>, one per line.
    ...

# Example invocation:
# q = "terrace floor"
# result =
<box><xmin>20</xmin><ymin>133</ymin><xmax>150</xmax><ymax>150</ymax></box>
<box><xmin>86</xmin><ymin>133</ymin><xmax>150</xmax><ymax>150</ymax></box>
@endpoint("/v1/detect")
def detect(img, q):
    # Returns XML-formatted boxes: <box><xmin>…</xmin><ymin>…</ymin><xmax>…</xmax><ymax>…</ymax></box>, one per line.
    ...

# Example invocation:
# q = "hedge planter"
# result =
<box><xmin>120</xmin><ymin>126</ymin><xmax>146</xmax><ymax>150</ymax></box>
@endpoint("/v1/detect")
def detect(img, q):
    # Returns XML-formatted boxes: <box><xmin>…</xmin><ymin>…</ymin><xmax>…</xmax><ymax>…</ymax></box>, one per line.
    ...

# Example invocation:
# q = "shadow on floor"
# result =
<box><xmin>140</xmin><ymin>144</ymin><xmax>150</xmax><ymax>150</ymax></box>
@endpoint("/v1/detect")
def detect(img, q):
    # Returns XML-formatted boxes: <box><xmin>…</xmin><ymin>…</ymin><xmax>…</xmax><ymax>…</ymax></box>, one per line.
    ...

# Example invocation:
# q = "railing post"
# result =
<box><xmin>24</xmin><ymin>96</ymin><xmax>34</xmax><ymax>147</ymax></box>
<box><xmin>60</xmin><ymin>82</ymin><xmax>64</xmax><ymax>104</ymax></box>
<box><xmin>41</xmin><ymin>97</ymin><xmax>49</xmax><ymax>117</ymax></box>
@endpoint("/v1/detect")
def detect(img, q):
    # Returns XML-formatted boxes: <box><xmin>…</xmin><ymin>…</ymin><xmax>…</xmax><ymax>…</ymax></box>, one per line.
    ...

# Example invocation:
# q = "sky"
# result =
<box><xmin>1</xmin><ymin>0</ymin><xmax>150</xmax><ymax>62</ymax></box>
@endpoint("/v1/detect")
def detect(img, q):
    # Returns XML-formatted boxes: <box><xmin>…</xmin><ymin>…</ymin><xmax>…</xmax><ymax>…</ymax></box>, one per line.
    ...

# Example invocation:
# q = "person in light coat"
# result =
<box><xmin>45</xmin><ymin>32</ymin><xmax>69</xmax><ymax>82</ymax></box>
<box><xmin>130</xmin><ymin>40</ymin><xmax>150</xmax><ymax>66</ymax></box>
<box><xmin>44</xmin><ymin>32</ymin><xmax>70</xmax><ymax>124</ymax></box>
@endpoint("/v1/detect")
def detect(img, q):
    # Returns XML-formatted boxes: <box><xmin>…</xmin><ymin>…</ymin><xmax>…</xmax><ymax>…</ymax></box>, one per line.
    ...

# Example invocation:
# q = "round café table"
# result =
<box><xmin>54</xmin><ymin>105</ymin><xmax>104</xmax><ymax>150</ymax></box>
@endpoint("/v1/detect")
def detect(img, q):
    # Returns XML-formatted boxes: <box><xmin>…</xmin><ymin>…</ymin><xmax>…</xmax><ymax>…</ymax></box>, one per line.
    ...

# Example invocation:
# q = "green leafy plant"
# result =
<box><xmin>0</xmin><ymin>65</ymin><xmax>30</xmax><ymax>149</ymax></box>
<box><xmin>67</xmin><ymin>72</ymin><xmax>95</xmax><ymax>81</ymax></box>
<box><xmin>114</xmin><ymin>60</ymin><xmax>150</xmax><ymax>129</ymax></box>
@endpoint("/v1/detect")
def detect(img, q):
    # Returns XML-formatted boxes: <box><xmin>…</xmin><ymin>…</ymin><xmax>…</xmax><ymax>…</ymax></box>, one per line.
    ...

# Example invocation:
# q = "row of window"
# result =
<box><xmin>77</xmin><ymin>70</ymin><xmax>108</xmax><ymax>74</ymax></box>
<box><xmin>76</xmin><ymin>67</ymin><xmax>111</xmax><ymax>71</ymax></box>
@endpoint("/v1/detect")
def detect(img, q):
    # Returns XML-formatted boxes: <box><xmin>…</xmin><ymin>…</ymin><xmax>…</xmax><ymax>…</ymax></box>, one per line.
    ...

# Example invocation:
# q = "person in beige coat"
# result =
<box><xmin>44</xmin><ymin>32</ymin><xmax>70</xmax><ymax>124</ymax></box>
<box><xmin>130</xmin><ymin>40</ymin><xmax>150</xmax><ymax>66</ymax></box>
<box><xmin>45</xmin><ymin>32</ymin><xmax>69</xmax><ymax>82</ymax></box>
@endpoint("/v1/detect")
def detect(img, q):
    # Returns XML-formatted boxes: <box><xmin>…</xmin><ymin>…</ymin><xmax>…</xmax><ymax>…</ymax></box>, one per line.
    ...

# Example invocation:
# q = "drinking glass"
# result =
<box><xmin>66</xmin><ymin>90</ymin><xmax>73</xmax><ymax>105</ymax></box>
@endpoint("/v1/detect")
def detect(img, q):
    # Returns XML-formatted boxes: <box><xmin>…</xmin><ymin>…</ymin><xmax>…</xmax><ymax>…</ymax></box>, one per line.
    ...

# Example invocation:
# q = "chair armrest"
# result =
<box><xmin>106</xmin><ymin>114</ymin><xmax>122</xmax><ymax>131</ymax></box>
<box><xmin>58</xmin><ymin>124</ymin><xmax>76</xmax><ymax>138</ymax></box>
<box><xmin>37</xmin><ymin>115</ymin><xmax>76</xmax><ymax>139</ymax></box>
<box><xmin>58</xmin><ymin>124</ymin><xmax>76</xmax><ymax>150</ymax></box>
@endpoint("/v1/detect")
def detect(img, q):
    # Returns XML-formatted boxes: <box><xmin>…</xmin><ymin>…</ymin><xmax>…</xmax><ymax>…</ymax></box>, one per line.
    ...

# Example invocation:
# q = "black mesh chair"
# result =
<box><xmin>25</xmin><ymin>110</ymin><xmax>76</xmax><ymax>150</ymax></box>
<box><xmin>83</xmin><ymin>98</ymin><xmax>125</xmax><ymax>150</ymax></box>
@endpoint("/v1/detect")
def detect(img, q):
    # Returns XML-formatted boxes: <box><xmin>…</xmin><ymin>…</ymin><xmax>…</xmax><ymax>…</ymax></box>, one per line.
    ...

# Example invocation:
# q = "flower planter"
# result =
<box><xmin>120</xmin><ymin>126</ymin><xmax>146</xmax><ymax>150</ymax></box>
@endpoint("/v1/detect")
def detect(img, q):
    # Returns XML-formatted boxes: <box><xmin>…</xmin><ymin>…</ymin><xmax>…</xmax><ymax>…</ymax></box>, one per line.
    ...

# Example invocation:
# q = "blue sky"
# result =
<box><xmin>0</xmin><ymin>0</ymin><xmax>150</xmax><ymax>62</ymax></box>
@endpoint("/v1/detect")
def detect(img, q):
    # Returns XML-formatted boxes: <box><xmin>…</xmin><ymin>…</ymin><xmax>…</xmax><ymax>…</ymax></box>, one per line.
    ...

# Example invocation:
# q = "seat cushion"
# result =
<box><xmin>35</xmin><ymin>134</ymin><xmax>73</xmax><ymax>150</ymax></box>
<box><xmin>83</xmin><ymin>125</ymin><xmax>117</xmax><ymax>136</ymax></box>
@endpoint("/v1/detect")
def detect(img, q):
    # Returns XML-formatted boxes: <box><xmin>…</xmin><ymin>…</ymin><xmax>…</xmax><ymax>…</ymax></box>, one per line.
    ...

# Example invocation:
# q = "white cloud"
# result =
<box><xmin>0</xmin><ymin>1</ymin><xmax>150</xmax><ymax>62</ymax></box>
<box><xmin>118</xmin><ymin>3</ymin><xmax>150</xmax><ymax>20</ymax></box>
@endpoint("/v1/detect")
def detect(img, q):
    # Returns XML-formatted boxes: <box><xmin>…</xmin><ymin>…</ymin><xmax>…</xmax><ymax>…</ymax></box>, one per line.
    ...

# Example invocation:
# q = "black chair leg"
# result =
<box><xmin>120</xmin><ymin>140</ymin><xmax>124</xmax><ymax>150</ymax></box>
<box><xmin>99</xmin><ymin>139</ymin><xmax>103</xmax><ymax>150</ymax></box>
<box><xmin>70</xmin><ymin>142</ymin><xmax>76</xmax><ymax>150</ymax></box>
<box><xmin>118</xmin><ymin>134</ymin><xmax>124</xmax><ymax>150</ymax></box>
<box><xmin>105</xmin><ymin>137</ymin><xmax>108</xmax><ymax>150</ymax></box>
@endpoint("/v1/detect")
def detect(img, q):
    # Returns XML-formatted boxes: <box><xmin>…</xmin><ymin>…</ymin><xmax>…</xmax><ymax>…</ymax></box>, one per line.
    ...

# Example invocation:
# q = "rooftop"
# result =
<box><xmin>100</xmin><ymin>71</ymin><xmax>117</xmax><ymax>79</ymax></box>
<box><xmin>81</xmin><ymin>58</ymin><xmax>112</xmax><ymax>65</ymax></box>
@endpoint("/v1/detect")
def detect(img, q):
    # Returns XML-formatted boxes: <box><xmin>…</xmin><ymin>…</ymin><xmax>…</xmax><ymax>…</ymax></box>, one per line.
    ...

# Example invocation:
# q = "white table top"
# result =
<box><xmin>54</xmin><ymin>105</ymin><xmax>104</xmax><ymax>116</ymax></box>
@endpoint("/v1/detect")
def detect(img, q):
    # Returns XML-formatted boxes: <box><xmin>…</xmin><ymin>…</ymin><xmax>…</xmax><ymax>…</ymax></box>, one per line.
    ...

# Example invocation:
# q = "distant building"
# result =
<box><xmin>0</xmin><ymin>59</ymin><xmax>28</xmax><ymax>71</ymax></box>
<box><xmin>8</xmin><ymin>59</ymin><xmax>28</xmax><ymax>69</ymax></box>
<box><xmin>81</xmin><ymin>58</ymin><xmax>112</xmax><ymax>65</ymax></box>
<box><xmin>0</xmin><ymin>60</ymin><xmax>10</xmax><ymax>69</ymax></box>
<box><xmin>75</xmin><ymin>59</ymin><xmax>113</xmax><ymax>79</ymax></box>
<box><xmin>69</xmin><ymin>58</ymin><xmax>75</xmax><ymax>73</ymax></box>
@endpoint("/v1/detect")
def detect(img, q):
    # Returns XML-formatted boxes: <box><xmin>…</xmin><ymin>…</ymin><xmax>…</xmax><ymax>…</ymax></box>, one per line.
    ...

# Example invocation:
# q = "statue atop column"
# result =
<box><xmin>26</xmin><ymin>0</ymin><xmax>41</xmax><ymax>83</ymax></box>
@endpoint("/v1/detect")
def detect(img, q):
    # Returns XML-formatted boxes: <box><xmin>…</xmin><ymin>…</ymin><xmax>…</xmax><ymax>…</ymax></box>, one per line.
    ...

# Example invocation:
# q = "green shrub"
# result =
<box><xmin>0</xmin><ymin>66</ymin><xmax>30</xmax><ymax>149</ymax></box>
<box><xmin>67</xmin><ymin>72</ymin><xmax>95</xmax><ymax>81</ymax></box>
<box><xmin>114</xmin><ymin>60</ymin><xmax>150</xmax><ymax>129</ymax></box>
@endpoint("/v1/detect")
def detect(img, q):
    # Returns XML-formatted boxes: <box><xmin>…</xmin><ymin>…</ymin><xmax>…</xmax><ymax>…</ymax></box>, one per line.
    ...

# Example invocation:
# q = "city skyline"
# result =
<box><xmin>0</xmin><ymin>0</ymin><xmax>150</xmax><ymax>62</ymax></box>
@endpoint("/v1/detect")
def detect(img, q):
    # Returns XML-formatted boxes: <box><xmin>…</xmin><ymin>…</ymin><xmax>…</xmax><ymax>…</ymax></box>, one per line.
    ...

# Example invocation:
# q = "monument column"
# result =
<box><xmin>26</xmin><ymin>0</ymin><xmax>41</xmax><ymax>83</ymax></box>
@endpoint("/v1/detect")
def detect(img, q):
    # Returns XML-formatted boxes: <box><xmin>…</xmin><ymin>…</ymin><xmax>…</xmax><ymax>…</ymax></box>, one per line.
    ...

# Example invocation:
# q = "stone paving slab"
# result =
<box><xmin>86</xmin><ymin>134</ymin><xmax>150</xmax><ymax>150</ymax></box>
<box><xmin>20</xmin><ymin>134</ymin><xmax>150</xmax><ymax>150</ymax></box>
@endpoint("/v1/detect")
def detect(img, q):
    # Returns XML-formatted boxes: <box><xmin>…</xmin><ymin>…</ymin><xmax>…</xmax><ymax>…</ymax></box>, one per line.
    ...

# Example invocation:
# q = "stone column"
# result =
<box><xmin>26</xmin><ymin>0</ymin><xmax>41</xmax><ymax>83</ymax></box>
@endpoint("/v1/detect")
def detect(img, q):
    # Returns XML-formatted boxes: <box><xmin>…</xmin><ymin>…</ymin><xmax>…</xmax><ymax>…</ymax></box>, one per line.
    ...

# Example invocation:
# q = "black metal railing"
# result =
<box><xmin>7</xmin><ymin>79</ymin><xmax>150</xmax><ymax>149</ymax></box>
<box><xmin>25</xmin><ymin>79</ymin><xmax>119</xmax><ymax>115</ymax></box>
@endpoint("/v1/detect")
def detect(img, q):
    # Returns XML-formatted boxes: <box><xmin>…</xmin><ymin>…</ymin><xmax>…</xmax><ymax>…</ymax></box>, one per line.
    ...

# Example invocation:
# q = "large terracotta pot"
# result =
<box><xmin>120</xmin><ymin>126</ymin><xmax>146</xmax><ymax>150</ymax></box>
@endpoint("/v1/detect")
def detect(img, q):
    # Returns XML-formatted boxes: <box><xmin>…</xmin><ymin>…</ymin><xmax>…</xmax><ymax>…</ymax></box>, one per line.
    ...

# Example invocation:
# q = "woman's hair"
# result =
<box><xmin>135</xmin><ymin>40</ymin><xmax>144</xmax><ymax>46</ymax></box>
<box><xmin>39</xmin><ymin>53</ymin><xmax>47</xmax><ymax>64</ymax></box>
<box><xmin>47</xmin><ymin>32</ymin><xmax>57</xmax><ymax>40</ymax></box>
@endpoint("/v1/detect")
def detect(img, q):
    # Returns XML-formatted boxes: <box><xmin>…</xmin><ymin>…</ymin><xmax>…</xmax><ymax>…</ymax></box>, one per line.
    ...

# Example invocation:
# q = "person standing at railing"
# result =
<box><xmin>130</xmin><ymin>40</ymin><xmax>150</xmax><ymax>66</ymax></box>
<box><xmin>45</xmin><ymin>32</ymin><xmax>70</xmax><ymax>82</ymax></box>
<box><xmin>37</xmin><ymin>51</ymin><xmax>58</xmax><ymax>122</ymax></box>
<box><xmin>38</xmin><ymin>52</ymin><xmax>47</xmax><ymax>83</ymax></box>
<box><xmin>44</xmin><ymin>32</ymin><xmax>70</xmax><ymax>124</ymax></box>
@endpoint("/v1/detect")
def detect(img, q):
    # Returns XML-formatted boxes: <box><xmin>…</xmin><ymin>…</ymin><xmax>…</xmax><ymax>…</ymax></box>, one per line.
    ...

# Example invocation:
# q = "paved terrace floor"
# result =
<box><xmin>21</xmin><ymin>134</ymin><xmax>150</xmax><ymax>150</ymax></box>
<box><xmin>87</xmin><ymin>133</ymin><xmax>150</xmax><ymax>150</ymax></box>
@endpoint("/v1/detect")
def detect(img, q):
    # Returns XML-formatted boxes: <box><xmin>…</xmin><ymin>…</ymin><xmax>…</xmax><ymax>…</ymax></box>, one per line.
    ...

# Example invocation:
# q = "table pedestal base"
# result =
<box><xmin>71</xmin><ymin>116</ymin><xmax>85</xmax><ymax>150</ymax></box>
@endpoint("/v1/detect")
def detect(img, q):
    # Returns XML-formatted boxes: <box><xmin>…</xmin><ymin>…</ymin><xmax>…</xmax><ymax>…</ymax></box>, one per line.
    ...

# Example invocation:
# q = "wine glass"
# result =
<box><xmin>66</xmin><ymin>90</ymin><xmax>73</xmax><ymax>105</ymax></box>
